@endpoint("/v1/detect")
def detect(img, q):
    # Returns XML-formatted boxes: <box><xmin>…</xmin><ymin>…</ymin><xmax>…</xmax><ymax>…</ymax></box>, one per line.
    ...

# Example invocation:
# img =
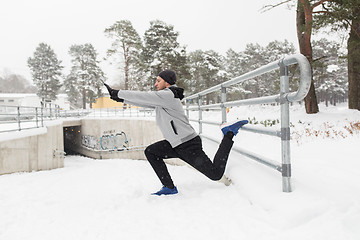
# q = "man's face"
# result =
<box><xmin>155</xmin><ymin>76</ymin><xmax>170</xmax><ymax>91</ymax></box>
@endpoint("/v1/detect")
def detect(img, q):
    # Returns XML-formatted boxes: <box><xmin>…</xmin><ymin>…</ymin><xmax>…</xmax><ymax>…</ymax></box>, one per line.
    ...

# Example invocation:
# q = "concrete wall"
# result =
<box><xmin>70</xmin><ymin>119</ymin><xmax>164</xmax><ymax>160</ymax></box>
<box><xmin>0</xmin><ymin>123</ymin><xmax>64</xmax><ymax>175</ymax></box>
<box><xmin>0</xmin><ymin>118</ymin><xmax>185</xmax><ymax>176</ymax></box>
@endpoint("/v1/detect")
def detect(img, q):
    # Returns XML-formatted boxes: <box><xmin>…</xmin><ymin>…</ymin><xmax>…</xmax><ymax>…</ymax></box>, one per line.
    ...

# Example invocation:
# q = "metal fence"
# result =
<box><xmin>0</xmin><ymin>105</ymin><xmax>154</xmax><ymax>133</ymax></box>
<box><xmin>183</xmin><ymin>54</ymin><xmax>311</xmax><ymax>192</ymax></box>
<box><xmin>0</xmin><ymin>105</ymin><xmax>61</xmax><ymax>133</ymax></box>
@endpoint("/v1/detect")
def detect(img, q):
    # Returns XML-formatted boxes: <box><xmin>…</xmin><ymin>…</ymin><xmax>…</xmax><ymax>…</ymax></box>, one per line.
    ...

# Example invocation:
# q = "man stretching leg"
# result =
<box><xmin>105</xmin><ymin>70</ymin><xmax>248</xmax><ymax>196</ymax></box>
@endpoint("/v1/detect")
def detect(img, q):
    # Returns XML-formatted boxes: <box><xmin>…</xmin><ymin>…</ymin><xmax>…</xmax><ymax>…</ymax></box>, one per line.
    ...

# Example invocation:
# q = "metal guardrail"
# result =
<box><xmin>183</xmin><ymin>54</ymin><xmax>312</xmax><ymax>192</ymax></box>
<box><xmin>0</xmin><ymin>105</ymin><xmax>154</xmax><ymax>133</ymax></box>
<box><xmin>0</xmin><ymin>105</ymin><xmax>62</xmax><ymax>133</ymax></box>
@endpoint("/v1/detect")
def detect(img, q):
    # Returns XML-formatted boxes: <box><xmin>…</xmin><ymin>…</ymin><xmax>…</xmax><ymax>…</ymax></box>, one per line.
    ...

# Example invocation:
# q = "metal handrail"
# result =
<box><xmin>0</xmin><ymin>105</ymin><xmax>155</xmax><ymax>133</ymax></box>
<box><xmin>0</xmin><ymin>105</ymin><xmax>60</xmax><ymax>133</ymax></box>
<box><xmin>183</xmin><ymin>54</ymin><xmax>312</xmax><ymax>192</ymax></box>
<box><xmin>184</xmin><ymin>54</ymin><xmax>311</xmax><ymax>104</ymax></box>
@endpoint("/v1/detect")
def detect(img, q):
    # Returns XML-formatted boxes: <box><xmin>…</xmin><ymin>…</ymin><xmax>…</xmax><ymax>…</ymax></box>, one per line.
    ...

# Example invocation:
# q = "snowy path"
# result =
<box><xmin>1</xmin><ymin>136</ymin><xmax>359</xmax><ymax>240</ymax></box>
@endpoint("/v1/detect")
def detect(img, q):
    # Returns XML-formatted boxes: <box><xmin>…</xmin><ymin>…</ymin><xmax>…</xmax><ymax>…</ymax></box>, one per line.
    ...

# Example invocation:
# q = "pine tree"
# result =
<box><xmin>224</xmin><ymin>49</ymin><xmax>251</xmax><ymax>100</ymax></box>
<box><xmin>224</xmin><ymin>49</ymin><xmax>243</xmax><ymax>79</ymax></box>
<box><xmin>141</xmin><ymin>20</ymin><xmax>190</xmax><ymax>90</ymax></box>
<box><xmin>64</xmin><ymin>44</ymin><xmax>105</xmax><ymax>109</ymax></box>
<box><xmin>240</xmin><ymin>43</ymin><xmax>268</xmax><ymax>98</ymax></box>
<box><xmin>223</xmin><ymin>41</ymin><xmax>295</xmax><ymax>100</ymax></box>
<box><xmin>312</xmin><ymin>38</ymin><xmax>348</xmax><ymax>106</ymax></box>
<box><xmin>104</xmin><ymin>20</ymin><xmax>142</xmax><ymax>90</ymax></box>
<box><xmin>63</xmin><ymin>72</ymin><xmax>82</xmax><ymax>108</ymax></box>
<box><xmin>264</xmin><ymin>40</ymin><xmax>297</xmax><ymax>94</ymax></box>
<box><xmin>27</xmin><ymin>43</ymin><xmax>63</xmax><ymax>104</ymax></box>
<box><xmin>188</xmin><ymin>50</ymin><xmax>225</xmax><ymax>104</ymax></box>
<box><xmin>313</xmin><ymin>0</ymin><xmax>360</xmax><ymax>110</ymax></box>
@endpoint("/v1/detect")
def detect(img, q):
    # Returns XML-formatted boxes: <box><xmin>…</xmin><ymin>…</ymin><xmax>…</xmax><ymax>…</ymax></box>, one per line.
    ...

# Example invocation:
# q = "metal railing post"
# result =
<box><xmin>198</xmin><ymin>95</ymin><xmax>203</xmax><ymax>134</ymax></box>
<box><xmin>49</xmin><ymin>104</ymin><xmax>52</xmax><ymax>119</ymax></box>
<box><xmin>41</xmin><ymin>107</ymin><xmax>44</xmax><ymax>127</ymax></box>
<box><xmin>279</xmin><ymin>62</ymin><xmax>292</xmax><ymax>192</ymax></box>
<box><xmin>35</xmin><ymin>108</ymin><xmax>39</xmax><ymax>128</ymax></box>
<box><xmin>221</xmin><ymin>86</ymin><xmax>227</xmax><ymax>124</ymax></box>
<box><xmin>17</xmin><ymin>106</ymin><xmax>21</xmax><ymax>131</ymax></box>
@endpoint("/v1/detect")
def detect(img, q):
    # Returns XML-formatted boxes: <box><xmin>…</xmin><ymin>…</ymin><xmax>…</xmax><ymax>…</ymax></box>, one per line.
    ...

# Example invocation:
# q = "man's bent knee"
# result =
<box><xmin>210</xmin><ymin>174</ymin><xmax>223</xmax><ymax>181</ymax></box>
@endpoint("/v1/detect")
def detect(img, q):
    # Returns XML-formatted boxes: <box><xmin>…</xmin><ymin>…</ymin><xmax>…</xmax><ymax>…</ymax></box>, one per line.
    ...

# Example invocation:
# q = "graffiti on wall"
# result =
<box><xmin>81</xmin><ymin>135</ymin><xmax>98</xmax><ymax>149</ymax></box>
<box><xmin>81</xmin><ymin>131</ymin><xmax>130</xmax><ymax>151</ymax></box>
<box><xmin>100</xmin><ymin>132</ymin><xmax>129</xmax><ymax>151</ymax></box>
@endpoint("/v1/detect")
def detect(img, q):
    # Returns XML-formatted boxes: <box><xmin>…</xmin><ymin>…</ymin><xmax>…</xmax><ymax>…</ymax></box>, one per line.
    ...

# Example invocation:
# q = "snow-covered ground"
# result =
<box><xmin>0</xmin><ymin>103</ymin><xmax>359</xmax><ymax>240</ymax></box>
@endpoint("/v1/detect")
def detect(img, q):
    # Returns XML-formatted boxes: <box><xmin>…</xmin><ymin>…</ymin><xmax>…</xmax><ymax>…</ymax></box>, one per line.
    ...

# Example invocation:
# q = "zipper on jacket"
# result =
<box><xmin>170</xmin><ymin>120</ymin><xmax>178</xmax><ymax>135</ymax></box>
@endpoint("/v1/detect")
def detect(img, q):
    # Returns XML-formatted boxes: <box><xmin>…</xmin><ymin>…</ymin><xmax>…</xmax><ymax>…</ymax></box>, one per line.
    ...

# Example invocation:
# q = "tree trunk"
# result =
<box><xmin>82</xmin><ymin>88</ymin><xmax>86</xmax><ymax>109</ymax></box>
<box><xmin>325</xmin><ymin>91</ymin><xmax>328</xmax><ymax>107</ymax></box>
<box><xmin>123</xmin><ymin>44</ymin><xmax>129</xmax><ymax>91</ymax></box>
<box><xmin>123</xmin><ymin>44</ymin><xmax>129</xmax><ymax>109</ymax></box>
<box><xmin>348</xmin><ymin>7</ymin><xmax>360</xmax><ymax>111</ymax></box>
<box><xmin>296</xmin><ymin>0</ymin><xmax>319</xmax><ymax>114</ymax></box>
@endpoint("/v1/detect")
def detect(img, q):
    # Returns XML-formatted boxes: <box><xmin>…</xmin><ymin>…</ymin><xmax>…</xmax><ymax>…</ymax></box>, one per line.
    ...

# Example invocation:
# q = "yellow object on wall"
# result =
<box><xmin>92</xmin><ymin>97</ymin><xmax>125</xmax><ymax>109</ymax></box>
<box><xmin>92</xmin><ymin>97</ymin><xmax>139</xmax><ymax>109</ymax></box>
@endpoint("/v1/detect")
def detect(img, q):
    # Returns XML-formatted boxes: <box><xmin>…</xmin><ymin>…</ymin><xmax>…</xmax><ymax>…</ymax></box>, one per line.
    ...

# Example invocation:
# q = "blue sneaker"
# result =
<box><xmin>221</xmin><ymin>120</ymin><xmax>248</xmax><ymax>136</ymax></box>
<box><xmin>151</xmin><ymin>186</ymin><xmax>178</xmax><ymax>196</ymax></box>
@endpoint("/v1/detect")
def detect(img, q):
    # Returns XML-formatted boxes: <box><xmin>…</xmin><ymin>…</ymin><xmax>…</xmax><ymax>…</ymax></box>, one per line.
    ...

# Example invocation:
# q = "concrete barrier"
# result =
<box><xmin>66</xmin><ymin>118</ymin><xmax>164</xmax><ymax>160</ymax></box>
<box><xmin>0</xmin><ymin>122</ymin><xmax>64</xmax><ymax>175</ymax></box>
<box><xmin>0</xmin><ymin>118</ymin><xmax>185</xmax><ymax>176</ymax></box>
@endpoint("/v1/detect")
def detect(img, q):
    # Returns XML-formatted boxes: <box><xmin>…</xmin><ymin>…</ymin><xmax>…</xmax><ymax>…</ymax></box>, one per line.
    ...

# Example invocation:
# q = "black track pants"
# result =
<box><xmin>144</xmin><ymin>133</ymin><xmax>234</xmax><ymax>189</ymax></box>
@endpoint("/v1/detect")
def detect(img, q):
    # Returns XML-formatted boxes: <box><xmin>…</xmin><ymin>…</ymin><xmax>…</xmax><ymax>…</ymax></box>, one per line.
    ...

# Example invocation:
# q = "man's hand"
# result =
<box><xmin>104</xmin><ymin>83</ymin><xmax>123</xmax><ymax>102</ymax></box>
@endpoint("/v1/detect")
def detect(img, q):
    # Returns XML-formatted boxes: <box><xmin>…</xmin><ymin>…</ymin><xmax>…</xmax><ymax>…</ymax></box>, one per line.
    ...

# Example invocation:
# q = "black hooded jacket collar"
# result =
<box><xmin>168</xmin><ymin>85</ymin><xmax>184</xmax><ymax>100</ymax></box>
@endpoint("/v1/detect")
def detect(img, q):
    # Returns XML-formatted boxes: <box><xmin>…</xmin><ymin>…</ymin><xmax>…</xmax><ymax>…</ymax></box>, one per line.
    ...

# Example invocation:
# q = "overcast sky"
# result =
<box><xmin>0</xmin><ymin>0</ymin><xmax>299</xmax><ymax>82</ymax></box>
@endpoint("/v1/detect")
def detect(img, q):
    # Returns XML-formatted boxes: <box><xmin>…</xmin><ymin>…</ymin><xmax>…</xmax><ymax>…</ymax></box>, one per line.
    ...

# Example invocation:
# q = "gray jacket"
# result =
<box><xmin>117</xmin><ymin>86</ymin><xmax>198</xmax><ymax>147</ymax></box>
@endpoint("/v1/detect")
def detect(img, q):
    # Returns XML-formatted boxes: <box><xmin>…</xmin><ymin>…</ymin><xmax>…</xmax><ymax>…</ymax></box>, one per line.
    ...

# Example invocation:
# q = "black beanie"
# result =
<box><xmin>158</xmin><ymin>70</ymin><xmax>176</xmax><ymax>85</ymax></box>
